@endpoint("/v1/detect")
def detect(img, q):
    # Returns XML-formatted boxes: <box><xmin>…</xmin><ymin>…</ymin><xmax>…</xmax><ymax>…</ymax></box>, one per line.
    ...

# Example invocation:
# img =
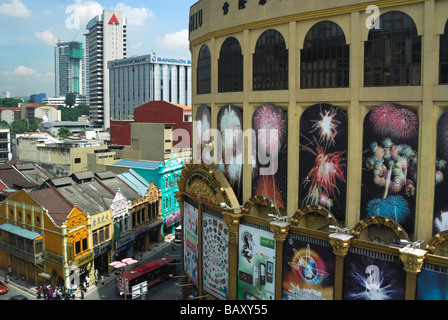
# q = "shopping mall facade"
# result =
<box><xmin>177</xmin><ymin>0</ymin><xmax>448</xmax><ymax>300</ymax></box>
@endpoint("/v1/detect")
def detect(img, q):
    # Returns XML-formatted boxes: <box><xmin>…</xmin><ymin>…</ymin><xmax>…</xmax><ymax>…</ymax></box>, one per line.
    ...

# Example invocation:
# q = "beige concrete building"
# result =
<box><xmin>181</xmin><ymin>0</ymin><xmax>448</xmax><ymax>300</ymax></box>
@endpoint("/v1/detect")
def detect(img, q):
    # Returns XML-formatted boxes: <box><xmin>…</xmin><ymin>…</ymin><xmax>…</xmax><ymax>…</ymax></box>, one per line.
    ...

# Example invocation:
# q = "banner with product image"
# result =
<box><xmin>183</xmin><ymin>201</ymin><xmax>199</xmax><ymax>284</ymax></box>
<box><xmin>237</xmin><ymin>224</ymin><xmax>276</xmax><ymax>300</ymax></box>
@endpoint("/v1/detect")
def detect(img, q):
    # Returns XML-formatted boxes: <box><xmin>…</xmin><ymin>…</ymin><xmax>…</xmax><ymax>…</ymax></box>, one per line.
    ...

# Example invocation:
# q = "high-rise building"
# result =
<box><xmin>84</xmin><ymin>10</ymin><xmax>127</xmax><ymax>129</ymax></box>
<box><xmin>54</xmin><ymin>41</ymin><xmax>84</xmax><ymax>97</ymax></box>
<box><xmin>108</xmin><ymin>53</ymin><xmax>192</xmax><ymax>120</ymax></box>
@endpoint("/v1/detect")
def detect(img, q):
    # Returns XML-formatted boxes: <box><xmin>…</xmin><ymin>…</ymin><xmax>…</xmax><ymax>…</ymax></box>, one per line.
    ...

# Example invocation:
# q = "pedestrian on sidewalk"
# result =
<box><xmin>94</xmin><ymin>269</ymin><xmax>98</xmax><ymax>286</ymax></box>
<box><xmin>101</xmin><ymin>274</ymin><xmax>104</xmax><ymax>285</ymax></box>
<box><xmin>37</xmin><ymin>286</ymin><xmax>42</xmax><ymax>299</ymax></box>
<box><xmin>4</xmin><ymin>273</ymin><xmax>9</xmax><ymax>283</ymax></box>
<box><xmin>85</xmin><ymin>275</ymin><xmax>90</xmax><ymax>288</ymax></box>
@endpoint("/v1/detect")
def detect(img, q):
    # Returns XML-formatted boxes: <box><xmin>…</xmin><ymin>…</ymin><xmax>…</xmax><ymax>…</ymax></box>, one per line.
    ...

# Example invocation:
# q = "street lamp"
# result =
<box><xmin>109</xmin><ymin>257</ymin><xmax>138</xmax><ymax>300</ymax></box>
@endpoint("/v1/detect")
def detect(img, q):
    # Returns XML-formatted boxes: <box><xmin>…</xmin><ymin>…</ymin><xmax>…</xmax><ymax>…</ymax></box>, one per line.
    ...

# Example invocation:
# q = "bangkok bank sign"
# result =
<box><xmin>151</xmin><ymin>53</ymin><xmax>191</xmax><ymax>66</ymax></box>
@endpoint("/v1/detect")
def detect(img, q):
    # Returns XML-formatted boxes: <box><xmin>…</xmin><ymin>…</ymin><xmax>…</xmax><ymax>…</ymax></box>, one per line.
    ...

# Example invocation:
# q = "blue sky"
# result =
<box><xmin>0</xmin><ymin>0</ymin><xmax>197</xmax><ymax>97</ymax></box>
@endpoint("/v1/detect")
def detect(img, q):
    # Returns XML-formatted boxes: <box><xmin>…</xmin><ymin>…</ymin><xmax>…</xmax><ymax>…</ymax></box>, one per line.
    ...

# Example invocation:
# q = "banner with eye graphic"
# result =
<box><xmin>202</xmin><ymin>211</ymin><xmax>229</xmax><ymax>300</ymax></box>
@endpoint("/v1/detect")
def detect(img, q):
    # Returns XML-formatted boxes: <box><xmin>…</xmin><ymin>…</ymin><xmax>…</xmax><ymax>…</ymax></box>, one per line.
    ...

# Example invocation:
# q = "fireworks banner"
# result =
<box><xmin>217</xmin><ymin>104</ymin><xmax>243</xmax><ymax>203</ymax></box>
<box><xmin>282</xmin><ymin>236</ymin><xmax>335</xmax><ymax>300</ymax></box>
<box><xmin>416</xmin><ymin>268</ymin><xmax>448</xmax><ymax>300</ymax></box>
<box><xmin>299</xmin><ymin>104</ymin><xmax>347</xmax><ymax>220</ymax></box>
<box><xmin>433</xmin><ymin>110</ymin><xmax>448</xmax><ymax>235</ymax></box>
<box><xmin>342</xmin><ymin>251</ymin><xmax>406</xmax><ymax>300</ymax></box>
<box><xmin>183</xmin><ymin>201</ymin><xmax>199</xmax><ymax>284</ymax></box>
<box><xmin>361</xmin><ymin>103</ymin><xmax>418</xmax><ymax>234</ymax></box>
<box><xmin>252</xmin><ymin>104</ymin><xmax>288</xmax><ymax>210</ymax></box>
<box><xmin>202</xmin><ymin>211</ymin><xmax>229</xmax><ymax>300</ymax></box>
<box><xmin>195</xmin><ymin>105</ymin><xmax>212</xmax><ymax>164</ymax></box>
<box><xmin>237</xmin><ymin>224</ymin><xmax>276</xmax><ymax>300</ymax></box>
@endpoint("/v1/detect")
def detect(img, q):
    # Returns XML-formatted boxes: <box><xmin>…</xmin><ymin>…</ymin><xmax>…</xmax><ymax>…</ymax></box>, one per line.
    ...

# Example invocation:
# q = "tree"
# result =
<box><xmin>65</xmin><ymin>92</ymin><xmax>76</xmax><ymax>108</ymax></box>
<box><xmin>58</xmin><ymin>127</ymin><xmax>72</xmax><ymax>138</ymax></box>
<box><xmin>9</xmin><ymin>119</ymin><xmax>40</xmax><ymax>135</ymax></box>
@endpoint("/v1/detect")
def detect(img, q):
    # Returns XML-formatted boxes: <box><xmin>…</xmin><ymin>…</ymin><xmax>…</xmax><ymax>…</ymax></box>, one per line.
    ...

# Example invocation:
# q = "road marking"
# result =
<box><xmin>6</xmin><ymin>282</ymin><xmax>35</xmax><ymax>299</ymax></box>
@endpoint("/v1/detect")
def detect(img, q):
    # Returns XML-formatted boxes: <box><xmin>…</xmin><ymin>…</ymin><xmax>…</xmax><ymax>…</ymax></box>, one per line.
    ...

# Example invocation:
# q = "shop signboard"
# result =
<box><xmin>202</xmin><ymin>211</ymin><xmax>229</xmax><ymax>300</ymax></box>
<box><xmin>282</xmin><ymin>236</ymin><xmax>335</xmax><ymax>300</ymax></box>
<box><xmin>237</xmin><ymin>224</ymin><xmax>276</xmax><ymax>300</ymax></box>
<box><xmin>184</xmin><ymin>201</ymin><xmax>199</xmax><ymax>284</ymax></box>
<box><xmin>342</xmin><ymin>250</ymin><xmax>406</xmax><ymax>300</ymax></box>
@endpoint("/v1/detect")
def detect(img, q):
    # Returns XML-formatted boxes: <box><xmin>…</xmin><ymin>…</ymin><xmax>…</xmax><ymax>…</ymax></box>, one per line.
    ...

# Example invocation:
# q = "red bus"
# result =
<box><xmin>114</xmin><ymin>256</ymin><xmax>177</xmax><ymax>297</ymax></box>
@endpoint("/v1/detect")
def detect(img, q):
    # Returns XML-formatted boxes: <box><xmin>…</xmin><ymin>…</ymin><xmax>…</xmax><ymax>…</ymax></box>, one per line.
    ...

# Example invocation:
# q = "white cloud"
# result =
<box><xmin>130</xmin><ymin>41</ymin><xmax>143</xmax><ymax>50</ymax></box>
<box><xmin>113</xmin><ymin>3</ymin><xmax>154</xmax><ymax>26</ymax></box>
<box><xmin>155</xmin><ymin>29</ymin><xmax>189</xmax><ymax>50</ymax></box>
<box><xmin>0</xmin><ymin>66</ymin><xmax>53</xmax><ymax>79</ymax></box>
<box><xmin>65</xmin><ymin>0</ymin><xmax>103</xmax><ymax>30</ymax></box>
<box><xmin>0</xmin><ymin>0</ymin><xmax>31</xmax><ymax>18</ymax></box>
<box><xmin>34</xmin><ymin>30</ymin><xmax>57</xmax><ymax>46</ymax></box>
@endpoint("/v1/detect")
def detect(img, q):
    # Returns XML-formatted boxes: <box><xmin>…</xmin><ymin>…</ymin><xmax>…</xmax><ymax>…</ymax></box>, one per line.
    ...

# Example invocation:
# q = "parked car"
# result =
<box><xmin>9</xmin><ymin>295</ymin><xmax>28</xmax><ymax>300</ymax></box>
<box><xmin>0</xmin><ymin>280</ymin><xmax>8</xmax><ymax>294</ymax></box>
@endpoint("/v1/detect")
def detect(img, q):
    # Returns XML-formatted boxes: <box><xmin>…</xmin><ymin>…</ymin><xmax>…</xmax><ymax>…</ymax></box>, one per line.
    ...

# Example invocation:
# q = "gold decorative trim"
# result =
<box><xmin>352</xmin><ymin>215</ymin><xmax>410</xmax><ymax>241</ymax></box>
<box><xmin>425</xmin><ymin>230</ymin><xmax>448</xmax><ymax>254</ymax></box>
<box><xmin>290</xmin><ymin>205</ymin><xmax>338</xmax><ymax>227</ymax></box>
<box><xmin>241</xmin><ymin>195</ymin><xmax>281</xmax><ymax>217</ymax></box>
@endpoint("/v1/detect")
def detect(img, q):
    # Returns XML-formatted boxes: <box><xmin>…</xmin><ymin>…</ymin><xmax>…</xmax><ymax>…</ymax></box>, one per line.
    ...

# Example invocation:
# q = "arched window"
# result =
<box><xmin>301</xmin><ymin>21</ymin><xmax>349</xmax><ymax>88</ymax></box>
<box><xmin>218</xmin><ymin>37</ymin><xmax>243</xmax><ymax>92</ymax></box>
<box><xmin>253</xmin><ymin>29</ymin><xmax>288</xmax><ymax>91</ymax></box>
<box><xmin>364</xmin><ymin>11</ymin><xmax>421</xmax><ymax>86</ymax></box>
<box><xmin>197</xmin><ymin>44</ymin><xmax>211</xmax><ymax>94</ymax></box>
<box><xmin>440</xmin><ymin>21</ymin><xmax>448</xmax><ymax>84</ymax></box>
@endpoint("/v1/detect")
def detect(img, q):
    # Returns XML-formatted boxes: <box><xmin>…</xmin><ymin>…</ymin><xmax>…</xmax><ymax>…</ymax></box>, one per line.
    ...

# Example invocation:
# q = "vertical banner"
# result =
<box><xmin>342</xmin><ymin>251</ymin><xmax>406</xmax><ymax>300</ymax></box>
<box><xmin>299</xmin><ymin>104</ymin><xmax>347</xmax><ymax>220</ymax></box>
<box><xmin>202</xmin><ymin>212</ymin><xmax>229</xmax><ymax>300</ymax></box>
<box><xmin>252</xmin><ymin>104</ymin><xmax>288</xmax><ymax>210</ymax></box>
<box><xmin>361</xmin><ymin>103</ymin><xmax>418</xmax><ymax>234</ymax></box>
<box><xmin>195</xmin><ymin>105</ymin><xmax>212</xmax><ymax>164</ymax></box>
<box><xmin>282</xmin><ymin>236</ymin><xmax>335</xmax><ymax>300</ymax></box>
<box><xmin>217</xmin><ymin>104</ymin><xmax>243</xmax><ymax>203</ymax></box>
<box><xmin>433</xmin><ymin>110</ymin><xmax>448</xmax><ymax>234</ymax></box>
<box><xmin>238</xmin><ymin>224</ymin><xmax>276</xmax><ymax>300</ymax></box>
<box><xmin>416</xmin><ymin>268</ymin><xmax>448</xmax><ymax>300</ymax></box>
<box><xmin>183</xmin><ymin>201</ymin><xmax>199</xmax><ymax>284</ymax></box>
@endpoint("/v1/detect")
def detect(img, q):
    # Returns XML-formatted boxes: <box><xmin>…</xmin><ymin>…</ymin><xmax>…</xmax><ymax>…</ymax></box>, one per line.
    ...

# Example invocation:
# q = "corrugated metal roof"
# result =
<box><xmin>0</xmin><ymin>223</ymin><xmax>41</xmax><ymax>240</ymax></box>
<box><xmin>117</xmin><ymin>169</ymin><xmax>150</xmax><ymax>197</ymax></box>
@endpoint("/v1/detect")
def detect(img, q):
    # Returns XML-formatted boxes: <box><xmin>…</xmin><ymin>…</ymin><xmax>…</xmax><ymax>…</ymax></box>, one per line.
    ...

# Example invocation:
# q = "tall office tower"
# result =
<box><xmin>84</xmin><ymin>10</ymin><xmax>127</xmax><ymax>128</ymax></box>
<box><xmin>54</xmin><ymin>40</ymin><xmax>85</xmax><ymax>97</ymax></box>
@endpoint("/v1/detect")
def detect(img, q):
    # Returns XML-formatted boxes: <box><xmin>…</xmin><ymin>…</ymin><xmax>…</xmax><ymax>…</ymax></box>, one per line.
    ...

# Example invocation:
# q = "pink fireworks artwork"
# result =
<box><xmin>369</xmin><ymin>103</ymin><xmax>418</xmax><ymax>139</ymax></box>
<box><xmin>253</xmin><ymin>104</ymin><xmax>287</xmax><ymax>156</ymax></box>
<box><xmin>253</xmin><ymin>175</ymin><xmax>286</xmax><ymax>210</ymax></box>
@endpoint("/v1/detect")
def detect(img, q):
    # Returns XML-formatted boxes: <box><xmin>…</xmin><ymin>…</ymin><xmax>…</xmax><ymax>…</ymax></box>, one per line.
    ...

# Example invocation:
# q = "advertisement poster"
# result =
<box><xmin>299</xmin><ymin>104</ymin><xmax>347</xmax><ymax>220</ymax></box>
<box><xmin>416</xmin><ymin>268</ymin><xmax>448</xmax><ymax>300</ymax></box>
<box><xmin>238</xmin><ymin>225</ymin><xmax>276</xmax><ymax>300</ymax></box>
<box><xmin>433</xmin><ymin>110</ymin><xmax>448</xmax><ymax>235</ymax></box>
<box><xmin>342</xmin><ymin>252</ymin><xmax>406</xmax><ymax>300</ymax></box>
<box><xmin>217</xmin><ymin>104</ymin><xmax>243</xmax><ymax>203</ymax></box>
<box><xmin>252</xmin><ymin>104</ymin><xmax>287</xmax><ymax>210</ymax></box>
<box><xmin>361</xmin><ymin>103</ymin><xmax>418</xmax><ymax>234</ymax></box>
<box><xmin>195</xmin><ymin>105</ymin><xmax>211</xmax><ymax>164</ymax></box>
<box><xmin>202</xmin><ymin>212</ymin><xmax>229</xmax><ymax>300</ymax></box>
<box><xmin>282</xmin><ymin>237</ymin><xmax>335</xmax><ymax>300</ymax></box>
<box><xmin>183</xmin><ymin>201</ymin><xmax>199</xmax><ymax>284</ymax></box>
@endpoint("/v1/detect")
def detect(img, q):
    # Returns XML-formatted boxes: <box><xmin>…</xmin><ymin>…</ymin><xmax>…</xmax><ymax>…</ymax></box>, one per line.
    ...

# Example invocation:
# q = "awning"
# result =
<box><xmin>38</xmin><ymin>272</ymin><xmax>52</xmax><ymax>279</ymax></box>
<box><xmin>0</xmin><ymin>223</ymin><xmax>41</xmax><ymax>240</ymax></box>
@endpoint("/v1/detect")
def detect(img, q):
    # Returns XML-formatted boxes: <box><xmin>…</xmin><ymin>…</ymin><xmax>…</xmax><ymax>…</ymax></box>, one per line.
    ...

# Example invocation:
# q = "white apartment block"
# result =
<box><xmin>84</xmin><ymin>10</ymin><xmax>127</xmax><ymax>129</ymax></box>
<box><xmin>108</xmin><ymin>53</ymin><xmax>192</xmax><ymax>120</ymax></box>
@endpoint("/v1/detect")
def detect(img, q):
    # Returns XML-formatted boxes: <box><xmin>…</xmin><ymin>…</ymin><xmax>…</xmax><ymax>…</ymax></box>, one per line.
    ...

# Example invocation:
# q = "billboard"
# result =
<box><xmin>299</xmin><ymin>104</ymin><xmax>347</xmax><ymax>220</ymax></box>
<box><xmin>238</xmin><ymin>224</ymin><xmax>276</xmax><ymax>300</ymax></box>
<box><xmin>342</xmin><ymin>251</ymin><xmax>406</xmax><ymax>300</ymax></box>
<box><xmin>361</xmin><ymin>103</ymin><xmax>418</xmax><ymax>233</ymax></box>
<box><xmin>416</xmin><ymin>268</ymin><xmax>448</xmax><ymax>300</ymax></box>
<box><xmin>433</xmin><ymin>110</ymin><xmax>448</xmax><ymax>234</ymax></box>
<box><xmin>202</xmin><ymin>212</ymin><xmax>229</xmax><ymax>300</ymax></box>
<box><xmin>183</xmin><ymin>201</ymin><xmax>199</xmax><ymax>284</ymax></box>
<box><xmin>282</xmin><ymin>236</ymin><xmax>335</xmax><ymax>300</ymax></box>
<box><xmin>252</xmin><ymin>104</ymin><xmax>288</xmax><ymax>210</ymax></box>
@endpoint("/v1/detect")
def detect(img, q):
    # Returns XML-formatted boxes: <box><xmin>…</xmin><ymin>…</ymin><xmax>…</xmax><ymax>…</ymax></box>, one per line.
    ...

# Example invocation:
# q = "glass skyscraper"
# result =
<box><xmin>54</xmin><ymin>41</ymin><xmax>85</xmax><ymax>97</ymax></box>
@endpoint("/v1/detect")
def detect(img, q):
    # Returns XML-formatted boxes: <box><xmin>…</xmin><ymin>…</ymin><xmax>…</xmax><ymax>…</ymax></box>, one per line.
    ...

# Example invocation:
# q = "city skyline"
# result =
<box><xmin>0</xmin><ymin>0</ymin><xmax>196</xmax><ymax>98</ymax></box>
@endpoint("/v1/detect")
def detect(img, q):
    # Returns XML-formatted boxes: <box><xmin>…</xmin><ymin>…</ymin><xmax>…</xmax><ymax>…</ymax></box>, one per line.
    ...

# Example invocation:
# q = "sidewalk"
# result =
<box><xmin>0</xmin><ymin>234</ymin><xmax>175</xmax><ymax>300</ymax></box>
